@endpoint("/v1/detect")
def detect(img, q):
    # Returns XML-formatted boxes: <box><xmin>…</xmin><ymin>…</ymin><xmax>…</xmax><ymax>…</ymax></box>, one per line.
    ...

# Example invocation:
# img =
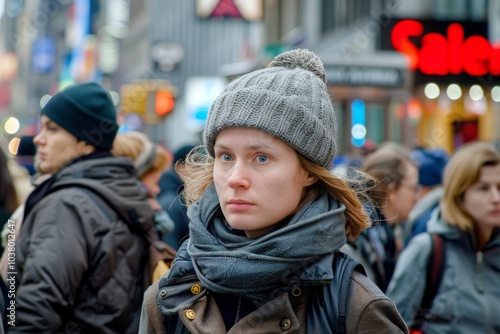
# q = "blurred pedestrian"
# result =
<box><xmin>6</xmin><ymin>154</ymin><xmax>33</xmax><ymax>207</ymax></box>
<box><xmin>342</xmin><ymin>143</ymin><xmax>418</xmax><ymax>291</ymax></box>
<box><xmin>112</xmin><ymin>131</ymin><xmax>175</xmax><ymax>237</ymax></box>
<box><xmin>8</xmin><ymin>82</ymin><xmax>154</xmax><ymax>333</ymax></box>
<box><xmin>387</xmin><ymin>141</ymin><xmax>500</xmax><ymax>333</ymax></box>
<box><xmin>1</xmin><ymin>153</ymin><xmax>51</xmax><ymax>269</ymax></box>
<box><xmin>404</xmin><ymin>148</ymin><xmax>449</xmax><ymax>246</ymax></box>
<box><xmin>111</xmin><ymin>131</ymin><xmax>177</xmax><ymax>282</ymax></box>
<box><xmin>14</xmin><ymin>135</ymin><xmax>36</xmax><ymax>176</ymax></box>
<box><xmin>157</xmin><ymin>143</ymin><xmax>197</xmax><ymax>250</ymax></box>
<box><xmin>0</xmin><ymin>146</ymin><xmax>19</xmax><ymax>330</ymax></box>
<box><xmin>0</xmin><ymin>147</ymin><xmax>18</xmax><ymax>242</ymax></box>
<box><xmin>139</xmin><ymin>49</ymin><xmax>407</xmax><ymax>333</ymax></box>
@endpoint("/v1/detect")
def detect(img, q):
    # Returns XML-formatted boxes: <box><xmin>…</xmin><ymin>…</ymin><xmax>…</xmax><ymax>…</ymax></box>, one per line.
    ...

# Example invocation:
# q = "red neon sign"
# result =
<box><xmin>391</xmin><ymin>19</ymin><xmax>500</xmax><ymax>76</ymax></box>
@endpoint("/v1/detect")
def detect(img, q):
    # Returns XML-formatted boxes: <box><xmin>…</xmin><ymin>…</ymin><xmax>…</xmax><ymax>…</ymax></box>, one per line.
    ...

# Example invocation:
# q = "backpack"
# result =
<box><xmin>50</xmin><ymin>180</ymin><xmax>176</xmax><ymax>287</ymax></box>
<box><xmin>410</xmin><ymin>233</ymin><xmax>446</xmax><ymax>334</ymax></box>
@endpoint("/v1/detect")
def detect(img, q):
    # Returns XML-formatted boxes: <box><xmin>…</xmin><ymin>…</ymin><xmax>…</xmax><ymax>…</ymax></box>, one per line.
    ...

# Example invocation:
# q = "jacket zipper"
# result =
<box><xmin>475</xmin><ymin>251</ymin><xmax>484</xmax><ymax>293</ymax></box>
<box><xmin>234</xmin><ymin>296</ymin><xmax>242</xmax><ymax>326</ymax></box>
<box><xmin>477</xmin><ymin>249</ymin><xmax>495</xmax><ymax>333</ymax></box>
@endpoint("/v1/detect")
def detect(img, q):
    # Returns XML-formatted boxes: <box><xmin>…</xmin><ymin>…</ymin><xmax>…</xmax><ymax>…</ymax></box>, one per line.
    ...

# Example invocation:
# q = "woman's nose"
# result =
<box><xmin>490</xmin><ymin>187</ymin><xmax>500</xmax><ymax>202</ymax></box>
<box><xmin>228</xmin><ymin>161</ymin><xmax>250</xmax><ymax>189</ymax></box>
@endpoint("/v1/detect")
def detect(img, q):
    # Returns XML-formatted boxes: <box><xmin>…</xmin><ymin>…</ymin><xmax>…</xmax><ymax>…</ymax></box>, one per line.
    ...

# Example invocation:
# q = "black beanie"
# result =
<box><xmin>41</xmin><ymin>82</ymin><xmax>119</xmax><ymax>150</ymax></box>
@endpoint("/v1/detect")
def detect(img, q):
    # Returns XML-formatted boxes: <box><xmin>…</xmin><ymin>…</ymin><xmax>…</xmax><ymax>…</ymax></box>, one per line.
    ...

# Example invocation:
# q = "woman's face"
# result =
<box><xmin>463</xmin><ymin>164</ymin><xmax>500</xmax><ymax>236</ymax></box>
<box><xmin>385</xmin><ymin>162</ymin><xmax>419</xmax><ymax>224</ymax></box>
<box><xmin>33</xmin><ymin>115</ymin><xmax>92</xmax><ymax>174</ymax></box>
<box><xmin>213</xmin><ymin>128</ymin><xmax>316</xmax><ymax>238</ymax></box>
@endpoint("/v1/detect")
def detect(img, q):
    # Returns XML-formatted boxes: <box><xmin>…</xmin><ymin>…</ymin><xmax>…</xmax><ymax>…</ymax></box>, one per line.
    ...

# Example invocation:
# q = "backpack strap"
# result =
<box><xmin>335</xmin><ymin>251</ymin><xmax>367</xmax><ymax>334</ymax></box>
<box><xmin>411</xmin><ymin>233</ymin><xmax>445</xmax><ymax>331</ymax></box>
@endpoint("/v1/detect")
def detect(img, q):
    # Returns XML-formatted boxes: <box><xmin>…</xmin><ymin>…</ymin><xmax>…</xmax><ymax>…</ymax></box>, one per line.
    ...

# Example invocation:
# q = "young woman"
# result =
<box><xmin>139</xmin><ymin>49</ymin><xmax>408</xmax><ymax>333</ymax></box>
<box><xmin>387</xmin><ymin>141</ymin><xmax>500</xmax><ymax>333</ymax></box>
<box><xmin>10</xmin><ymin>82</ymin><xmax>154</xmax><ymax>333</ymax></box>
<box><xmin>342</xmin><ymin>144</ymin><xmax>419</xmax><ymax>291</ymax></box>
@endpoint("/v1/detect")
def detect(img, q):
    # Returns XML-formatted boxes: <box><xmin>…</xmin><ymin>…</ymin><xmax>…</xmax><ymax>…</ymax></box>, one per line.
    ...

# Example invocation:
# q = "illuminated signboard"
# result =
<box><xmin>196</xmin><ymin>0</ymin><xmax>262</xmax><ymax>21</ymax></box>
<box><xmin>381</xmin><ymin>19</ymin><xmax>500</xmax><ymax>84</ymax></box>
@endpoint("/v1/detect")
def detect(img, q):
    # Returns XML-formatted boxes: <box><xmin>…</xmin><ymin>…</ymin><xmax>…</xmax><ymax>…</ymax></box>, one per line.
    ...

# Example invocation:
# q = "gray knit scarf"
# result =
<box><xmin>187</xmin><ymin>184</ymin><xmax>347</xmax><ymax>303</ymax></box>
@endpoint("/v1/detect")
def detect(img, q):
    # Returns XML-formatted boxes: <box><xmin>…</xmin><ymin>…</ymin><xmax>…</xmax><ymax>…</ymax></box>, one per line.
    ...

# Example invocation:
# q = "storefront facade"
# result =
<box><xmin>381</xmin><ymin>18</ymin><xmax>500</xmax><ymax>152</ymax></box>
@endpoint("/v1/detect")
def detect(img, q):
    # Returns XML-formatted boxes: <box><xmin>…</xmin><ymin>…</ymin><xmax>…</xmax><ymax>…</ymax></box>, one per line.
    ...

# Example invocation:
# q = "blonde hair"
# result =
<box><xmin>441</xmin><ymin>141</ymin><xmax>500</xmax><ymax>232</ymax></box>
<box><xmin>112</xmin><ymin>131</ymin><xmax>171</xmax><ymax>179</ymax></box>
<box><xmin>179</xmin><ymin>146</ymin><xmax>372</xmax><ymax>240</ymax></box>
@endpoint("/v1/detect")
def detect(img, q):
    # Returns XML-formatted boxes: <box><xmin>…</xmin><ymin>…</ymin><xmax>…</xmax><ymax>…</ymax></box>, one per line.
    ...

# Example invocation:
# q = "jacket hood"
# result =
<box><xmin>426</xmin><ymin>208</ymin><xmax>462</xmax><ymax>238</ymax></box>
<box><xmin>53</xmin><ymin>156</ymin><xmax>154</xmax><ymax>234</ymax></box>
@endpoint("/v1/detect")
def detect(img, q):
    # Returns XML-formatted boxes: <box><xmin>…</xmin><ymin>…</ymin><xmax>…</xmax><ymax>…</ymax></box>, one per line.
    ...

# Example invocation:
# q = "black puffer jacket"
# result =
<box><xmin>11</xmin><ymin>156</ymin><xmax>154</xmax><ymax>334</ymax></box>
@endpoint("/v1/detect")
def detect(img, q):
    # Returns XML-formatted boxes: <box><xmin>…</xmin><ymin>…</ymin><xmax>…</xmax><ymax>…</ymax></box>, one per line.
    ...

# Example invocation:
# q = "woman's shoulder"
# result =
<box><xmin>347</xmin><ymin>271</ymin><xmax>408</xmax><ymax>333</ymax></box>
<box><xmin>349</xmin><ymin>270</ymin><xmax>390</xmax><ymax>305</ymax></box>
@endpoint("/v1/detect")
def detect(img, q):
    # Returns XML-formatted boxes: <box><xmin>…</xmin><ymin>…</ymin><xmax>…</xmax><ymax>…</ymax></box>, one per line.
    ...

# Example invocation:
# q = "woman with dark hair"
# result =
<box><xmin>0</xmin><ymin>146</ymin><xmax>19</xmax><ymax>332</ymax></box>
<box><xmin>0</xmin><ymin>146</ymin><xmax>18</xmax><ymax>244</ymax></box>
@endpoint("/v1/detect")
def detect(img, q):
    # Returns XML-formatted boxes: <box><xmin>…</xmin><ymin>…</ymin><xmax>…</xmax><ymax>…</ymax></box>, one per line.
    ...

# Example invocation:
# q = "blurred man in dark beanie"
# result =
<box><xmin>10</xmin><ymin>82</ymin><xmax>154</xmax><ymax>334</ymax></box>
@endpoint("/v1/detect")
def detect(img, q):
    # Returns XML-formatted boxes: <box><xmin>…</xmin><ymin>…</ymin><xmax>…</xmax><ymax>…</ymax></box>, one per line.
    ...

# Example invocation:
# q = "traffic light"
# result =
<box><xmin>155</xmin><ymin>90</ymin><xmax>175</xmax><ymax>116</ymax></box>
<box><xmin>120</xmin><ymin>80</ymin><xmax>177</xmax><ymax>124</ymax></box>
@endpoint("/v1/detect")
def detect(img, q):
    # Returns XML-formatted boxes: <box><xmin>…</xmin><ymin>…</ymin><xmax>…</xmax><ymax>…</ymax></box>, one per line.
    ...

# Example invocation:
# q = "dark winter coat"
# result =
<box><xmin>10</xmin><ymin>156</ymin><xmax>154</xmax><ymax>334</ymax></box>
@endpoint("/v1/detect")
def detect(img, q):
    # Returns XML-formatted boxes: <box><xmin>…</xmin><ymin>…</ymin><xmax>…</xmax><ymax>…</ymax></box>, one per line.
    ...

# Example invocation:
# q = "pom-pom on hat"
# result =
<box><xmin>203</xmin><ymin>49</ymin><xmax>337</xmax><ymax>169</ymax></box>
<box><xmin>41</xmin><ymin>82</ymin><xmax>119</xmax><ymax>150</ymax></box>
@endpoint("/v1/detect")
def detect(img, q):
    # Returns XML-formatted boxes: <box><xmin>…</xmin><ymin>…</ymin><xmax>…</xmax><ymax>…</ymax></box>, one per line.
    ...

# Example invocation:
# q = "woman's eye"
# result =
<box><xmin>477</xmin><ymin>185</ymin><xmax>488</xmax><ymax>191</ymax></box>
<box><xmin>256</xmin><ymin>155</ymin><xmax>269</xmax><ymax>163</ymax></box>
<box><xmin>221</xmin><ymin>153</ymin><xmax>232</xmax><ymax>162</ymax></box>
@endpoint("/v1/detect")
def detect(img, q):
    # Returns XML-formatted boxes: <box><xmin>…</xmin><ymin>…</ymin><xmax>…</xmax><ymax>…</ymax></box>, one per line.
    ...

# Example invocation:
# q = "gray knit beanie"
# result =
<box><xmin>204</xmin><ymin>49</ymin><xmax>337</xmax><ymax>168</ymax></box>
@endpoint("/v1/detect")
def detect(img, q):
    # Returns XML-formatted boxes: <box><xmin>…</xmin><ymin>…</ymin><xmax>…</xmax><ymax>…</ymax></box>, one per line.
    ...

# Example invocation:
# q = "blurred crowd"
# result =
<box><xmin>0</xmin><ymin>52</ymin><xmax>499</xmax><ymax>333</ymax></box>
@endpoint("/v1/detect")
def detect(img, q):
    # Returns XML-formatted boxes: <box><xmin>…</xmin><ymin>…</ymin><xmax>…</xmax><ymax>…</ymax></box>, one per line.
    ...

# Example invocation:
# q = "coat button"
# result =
<box><xmin>158</xmin><ymin>289</ymin><xmax>167</xmax><ymax>299</ymax></box>
<box><xmin>279</xmin><ymin>318</ymin><xmax>291</xmax><ymax>331</ymax></box>
<box><xmin>186</xmin><ymin>309</ymin><xmax>196</xmax><ymax>320</ymax></box>
<box><xmin>191</xmin><ymin>284</ymin><xmax>201</xmax><ymax>294</ymax></box>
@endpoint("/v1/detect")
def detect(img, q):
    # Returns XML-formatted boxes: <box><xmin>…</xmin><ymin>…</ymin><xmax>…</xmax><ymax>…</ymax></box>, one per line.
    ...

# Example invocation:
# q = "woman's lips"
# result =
<box><xmin>227</xmin><ymin>200</ymin><xmax>254</xmax><ymax>211</ymax></box>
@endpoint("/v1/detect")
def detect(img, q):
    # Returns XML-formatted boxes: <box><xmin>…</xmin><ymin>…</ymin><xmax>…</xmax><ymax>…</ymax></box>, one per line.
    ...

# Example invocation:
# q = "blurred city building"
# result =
<box><xmin>0</xmin><ymin>0</ymin><xmax>499</xmax><ymax>155</ymax></box>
